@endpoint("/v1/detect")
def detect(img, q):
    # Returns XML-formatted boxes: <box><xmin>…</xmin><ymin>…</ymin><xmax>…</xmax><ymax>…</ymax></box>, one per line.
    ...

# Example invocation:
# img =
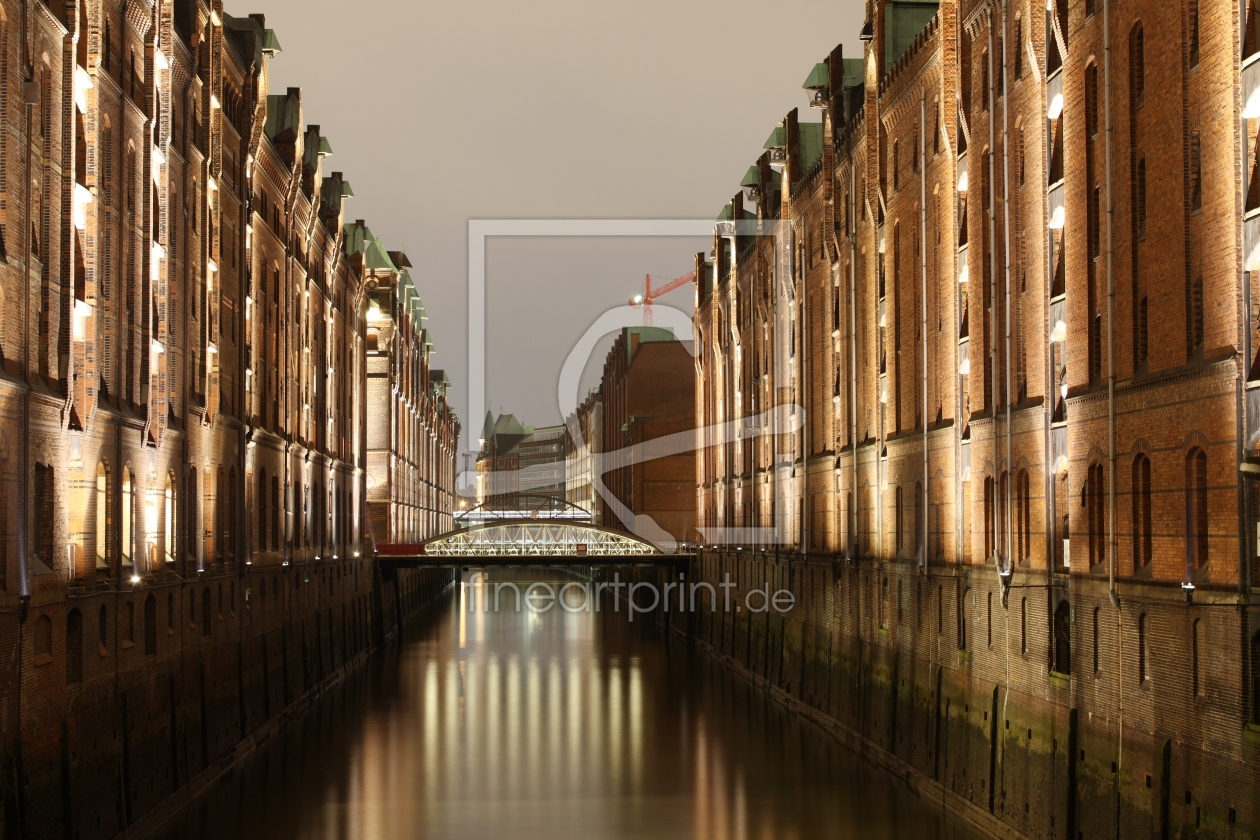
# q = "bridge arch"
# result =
<box><xmin>415</xmin><ymin>520</ymin><xmax>663</xmax><ymax>557</ymax></box>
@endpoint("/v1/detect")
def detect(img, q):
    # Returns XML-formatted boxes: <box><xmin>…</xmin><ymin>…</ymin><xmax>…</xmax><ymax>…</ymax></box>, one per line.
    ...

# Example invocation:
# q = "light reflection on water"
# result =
<box><xmin>158</xmin><ymin>571</ymin><xmax>979</xmax><ymax>840</ymax></box>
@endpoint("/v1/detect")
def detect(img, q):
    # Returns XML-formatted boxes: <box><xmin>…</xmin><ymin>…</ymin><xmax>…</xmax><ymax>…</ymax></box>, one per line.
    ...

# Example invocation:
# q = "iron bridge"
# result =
<box><xmin>375</xmin><ymin>520</ymin><xmax>693</xmax><ymax>568</ymax></box>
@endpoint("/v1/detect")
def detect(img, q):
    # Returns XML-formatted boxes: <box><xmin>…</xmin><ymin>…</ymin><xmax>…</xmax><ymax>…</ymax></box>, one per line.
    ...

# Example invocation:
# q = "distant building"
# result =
<box><xmin>564</xmin><ymin>392</ymin><xmax>603</xmax><ymax>521</ymax></box>
<box><xmin>599</xmin><ymin>328</ymin><xmax>696</xmax><ymax>546</ymax></box>
<box><xmin>476</xmin><ymin>413</ymin><xmax>567</xmax><ymax>513</ymax></box>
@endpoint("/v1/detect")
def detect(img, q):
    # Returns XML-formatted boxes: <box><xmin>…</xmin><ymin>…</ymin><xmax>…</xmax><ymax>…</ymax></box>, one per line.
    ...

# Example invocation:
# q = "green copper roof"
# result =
<box><xmin>717</xmin><ymin>203</ymin><xmax>734</xmax><ymax>221</ymax></box>
<box><xmin>340</xmin><ymin>180</ymin><xmax>355</xmax><ymax>198</ymax></box>
<box><xmin>740</xmin><ymin>166</ymin><xmax>760</xmax><ymax>188</ymax></box>
<box><xmin>318</xmin><ymin>137</ymin><xmax>333</xmax><ymax>156</ymax></box>
<box><xmin>764</xmin><ymin>124</ymin><xmax>786</xmax><ymax>149</ymax></box>
<box><xmin>262</xmin><ymin>29</ymin><xmax>282</xmax><ymax>54</ymax></box>
<box><xmin>803</xmin><ymin>62</ymin><xmax>829</xmax><ymax>90</ymax></box>
<box><xmin>264</xmin><ymin>92</ymin><xmax>300</xmax><ymax>141</ymax></box>
<box><xmin>841</xmin><ymin>58</ymin><xmax>864</xmax><ymax>88</ymax></box>
<box><xmin>343</xmin><ymin>221</ymin><xmax>372</xmax><ymax>259</ymax></box>
<box><xmin>365</xmin><ymin>237</ymin><xmax>397</xmax><ymax>272</ymax></box>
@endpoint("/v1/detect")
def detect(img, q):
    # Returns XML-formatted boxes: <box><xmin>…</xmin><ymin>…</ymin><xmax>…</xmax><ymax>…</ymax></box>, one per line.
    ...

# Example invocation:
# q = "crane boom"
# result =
<box><xmin>628</xmin><ymin>270</ymin><xmax>695</xmax><ymax>326</ymax></box>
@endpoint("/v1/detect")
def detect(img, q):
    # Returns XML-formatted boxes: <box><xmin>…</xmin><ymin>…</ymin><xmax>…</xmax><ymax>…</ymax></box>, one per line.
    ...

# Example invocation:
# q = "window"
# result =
<box><xmin>896</xmin><ymin>485</ymin><xmax>904</xmax><ymax>554</ymax></box>
<box><xmin>959</xmin><ymin>588</ymin><xmax>969</xmax><ymax>651</ymax></box>
<box><xmin>1088</xmin><ymin>463</ymin><xmax>1106</xmax><ymax>568</ymax></box>
<box><xmin>987</xmin><ymin>592</ymin><xmax>993</xmax><ymax>647</ymax></box>
<box><xmin>1190</xmin><ymin>131</ymin><xmax>1202</xmax><ymax>212</ymax></box>
<box><xmin>1054</xmin><ymin>601</ymin><xmax>1072</xmax><ymax>674</ymax></box>
<box><xmin>1138</xmin><ymin>613</ymin><xmax>1149</xmax><ymax>683</ymax></box>
<box><xmin>984</xmin><ymin>476</ymin><xmax>995</xmax><ymax>560</ymax></box>
<box><xmin>1192</xmin><ymin>618</ymin><xmax>1201</xmax><ymax>696</ymax></box>
<box><xmin>1014</xmin><ymin>16</ymin><xmax>1023</xmax><ymax>79</ymax></box>
<box><xmin>32</xmin><ymin>463</ymin><xmax>54</xmax><ymax>571</ymax></box>
<box><xmin>96</xmin><ymin>462</ymin><xmax>109</xmax><ymax>570</ymax></box>
<box><xmin>124</xmin><ymin>601</ymin><xmax>134</xmax><ymax>645</ymax></box>
<box><xmin>1251</xmin><ymin>630</ymin><xmax>1260</xmax><ymax>723</ymax></box>
<box><xmin>201</xmin><ymin>588</ymin><xmax>211</xmax><ymax>636</ymax></box>
<box><xmin>165</xmin><ymin>473</ymin><xmax>176</xmax><ymax>563</ymax></box>
<box><xmin>892</xmin><ymin>140</ymin><xmax>900</xmax><ymax>191</ymax></box>
<box><xmin>1189</xmin><ymin>0</ymin><xmax>1200</xmax><ymax>66</ymax></box>
<box><xmin>1093</xmin><ymin>606</ymin><xmax>1101</xmax><ymax>673</ymax></box>
<box><xmin>1186</xmin><ymin>448</ymin><xmax>1209</xmax><ymax>570</ymax></box>
<box><xmin>122</xmin><ymin>467</ymin><xmax>134</xmax><ymax>567</ymax></box>
<box><xmin>1136</xmin><ymin>159</ymin><xmax>1147</xmax><ymax>238</ymax></box>
<box><xmin>1016</xmin><ymin>469</ymin><xmax>1031</xmax><ymax>563</ymax></box>
<box><xmin>1132</xmin><ymin>454</ymin><xmax>1152</xmax><ymax>570</ymax></box>
<box><xmin>66</xmin><ymin>610</ymin><xmax>83</xmax><ymax>684</ymax></box>
<box><xmin>98</xmin><ymin>605</ymin><xmax>107</xmax><ymax>650</ymax></box>
<box><xmin>1137</xmin><ymin>297</ymin><xmax>1149</xmax><ymax>368</ymax></box>
<box><xmin>1020</xmin><ymin>597</ymin><xmax>1027</xmax><ymax>654</ymax></box>
<box><xmin>144</xmin><ymin>595</ymin><xmax>156</xmax><ymax>656</ymax></box>
<box><xmin>258</xmin><ymin>468</ymin><xmax>268</xmax><ymax>552</ymax></box>
<box><xmin>1131</xmin><ymin>24</ymin><xmax>1145</xmax><ymax>104</ymax></box>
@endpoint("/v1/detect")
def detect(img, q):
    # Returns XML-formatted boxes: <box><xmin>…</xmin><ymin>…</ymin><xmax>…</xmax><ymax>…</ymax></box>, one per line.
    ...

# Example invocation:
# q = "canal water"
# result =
<box><xmin>157</xmin><ymin>572</ymin><xmax>981</xmax><ymax>840</ymax></box>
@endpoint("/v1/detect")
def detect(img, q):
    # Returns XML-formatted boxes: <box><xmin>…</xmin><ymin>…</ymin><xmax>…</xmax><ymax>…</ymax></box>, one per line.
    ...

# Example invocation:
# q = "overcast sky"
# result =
<box><xmin>254</xmin><ymin>0</ymin><xmax>862</xmax><ymax>455</ymax></box>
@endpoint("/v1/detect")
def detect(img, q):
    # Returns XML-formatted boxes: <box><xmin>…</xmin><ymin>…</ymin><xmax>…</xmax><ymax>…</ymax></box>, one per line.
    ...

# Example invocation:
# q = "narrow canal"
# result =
<box><xmin>157</xmin><ymin>572</ymin><xmax>981</xmax><ymax>840</ymax></box>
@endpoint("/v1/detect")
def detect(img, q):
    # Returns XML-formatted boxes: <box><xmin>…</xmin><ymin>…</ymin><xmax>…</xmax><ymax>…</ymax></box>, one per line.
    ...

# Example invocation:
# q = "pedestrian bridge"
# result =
<box><xmin>375</xmin><ymin>520</ymin><xmax>692</xmax><ymax>567</ymax></box>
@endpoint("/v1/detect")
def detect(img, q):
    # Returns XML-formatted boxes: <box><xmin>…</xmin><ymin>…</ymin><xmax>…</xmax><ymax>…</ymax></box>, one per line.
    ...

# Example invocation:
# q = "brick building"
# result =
<box><xmin>362</xmin><ymin>235</ymin><xmax>459</xmax><ymax>546</ymax></box>
<box><xmin>475</xmin><ymin>412</ymin><xmax>566</xmax><ymax>513</ymax></box>
<box><xmin>0</xmin><ymin>2</ymin><xmax>457</xmax><ymax>836</ymax></box>
<box><xmin>693</xmin><ymin>1</ymin><xmax>1260</xmax><ymax>837</ymax></box>
<box><xmin>599</xmin><ymin>327</ymin><xmax>696</xmax><ymax>548</ymax></box>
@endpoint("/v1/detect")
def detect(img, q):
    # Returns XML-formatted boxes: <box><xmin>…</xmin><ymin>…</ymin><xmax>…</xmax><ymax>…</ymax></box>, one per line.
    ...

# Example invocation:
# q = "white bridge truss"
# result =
<box><xmin>421</xmin><ymin>521</ymin><xmax>660</xmax><ymax>557</ymax></box>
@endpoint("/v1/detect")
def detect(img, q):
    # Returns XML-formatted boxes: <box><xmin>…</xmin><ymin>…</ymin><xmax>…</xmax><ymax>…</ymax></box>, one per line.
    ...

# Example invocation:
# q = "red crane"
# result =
<box><xmin>627</xmin><ymin>271</ymin><xmax>695</xmax><ymax>327</ymax></box>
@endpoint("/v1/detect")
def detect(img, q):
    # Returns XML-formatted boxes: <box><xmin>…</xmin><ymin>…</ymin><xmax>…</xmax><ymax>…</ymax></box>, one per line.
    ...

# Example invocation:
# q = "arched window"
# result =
<box><xmin>144</xmin><ymin>594</ymin><xmax>156</xmax><ymax>656</ymax></box>
<box><xmin>96</xmin><ymin>462</ymin><xmax>110</xmax><ymax>570</ymax></box>
<box><xmin>228</xmin><ymin>467</ymin><xmax>239</xmax><ymax>561</ymax></box>
<box><xmin>1016</xmin><ymin>469</ymin><xmax>1031</xmax><ymax>563</ymax></box>
<box><xmin>1130</xmin><ymin>23</ymin><xmax>1145</xmax><ymax>105</ymax></box>
<box><xmin>1132</xmin><ymin>454</ymin><xmax>1152</xmax><ymax>570</ymax></box>
<box><xmin>164</xmin><ymin>473</ymin><xmax>176</xmax><ymax>564</ymax></box>
<box><xmin>1054</xmin><ymin>601</ymin><xmax>1072</xmax><ymax>675</ymax></box>
<box><xmin>66</xmin><ymin>610</ymin><xmax>82</xmax><ymax>684</ymax></box>
<box><xmin>1088</xmin><ymin>462</ymin><xmax>1106</xmax><ymax>568</ymax></box>
<box><xmin>201</xmin><ymin>588</ymin><xmax>211</xmax><ymax>637</ymax></box>
<box><xmin>122</xmin><ymin>467</ymin><xmax>134</xmax><ymax>567</ymax></box>
<box><xmin>1186</xmin><ymin>448</ymin><xmax>1208</xmax><ymax>570</ymax></box>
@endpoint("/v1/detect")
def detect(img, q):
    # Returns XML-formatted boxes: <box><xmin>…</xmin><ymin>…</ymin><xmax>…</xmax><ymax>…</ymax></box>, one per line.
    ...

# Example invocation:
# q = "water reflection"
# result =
<box><xmin>159</xmin><ymin>571</ymin><xmax>979</xmax><ymax>840</ymax></box>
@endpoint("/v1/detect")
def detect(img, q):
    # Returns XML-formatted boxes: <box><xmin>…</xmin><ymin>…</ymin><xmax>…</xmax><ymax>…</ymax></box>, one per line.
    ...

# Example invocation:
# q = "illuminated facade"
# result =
<box><xmin>0</xmin><ymin>3</ymin><xmax>457</xmax><ymax>835</ymax></box>
<box><xmin>694</xmin><ymin>1</ymin><xmax>1260</xmax><ymax>836</ymax></box>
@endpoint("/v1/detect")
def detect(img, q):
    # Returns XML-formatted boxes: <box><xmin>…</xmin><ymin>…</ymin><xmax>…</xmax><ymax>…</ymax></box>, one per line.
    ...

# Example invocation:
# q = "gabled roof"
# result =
<box><xmin>365</xmin><ymin>237</ymin><xmax>397</xmax><ymax>272</ymax></box>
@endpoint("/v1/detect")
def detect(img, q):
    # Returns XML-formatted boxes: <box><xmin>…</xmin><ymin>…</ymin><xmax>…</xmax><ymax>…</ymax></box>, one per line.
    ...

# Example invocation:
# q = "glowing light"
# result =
<box><xmin>1047</xmin><ymin>92</ymin><xmax>1064</xmax><ymax>120</ymax></box>
<box><xmin>957</xmin><ymin>170</ymin><xmax>968</xmax><ymax>193</ymax></box>
<box><xmin>73</xmin><ymin>66</ymin><xmax>93</xmax><ymax>114</ymax></box>
<box><xmin>210</xmin><ymin>94</ymin><xmax>221</xmax><ymax>110</ymax></box>
<box><xmin>1048</xmin><ymin>205</ymin><xmax>1066</xmax><ymax>230</ymax></box>
<box><xmin>150</xmin><ymin>339</ymin><xmax>165</xmax><ymax>355</ymax></box>
<box><xmin>72</xmin><ymin>184</ymin><xmax>93</xmax><ymax>230</ymax></box>
<box><xmin>155</xmin><ymin>50</ymin><xmax>169</xmax><ymax>71</ymax></box>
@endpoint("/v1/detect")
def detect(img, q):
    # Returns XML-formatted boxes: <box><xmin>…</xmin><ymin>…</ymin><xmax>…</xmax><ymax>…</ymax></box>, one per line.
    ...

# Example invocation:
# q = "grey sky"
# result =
<box><xmin>254</xmin><ymin>0</ymin><xmax>863</xmax><ymax>454</ymax></box>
